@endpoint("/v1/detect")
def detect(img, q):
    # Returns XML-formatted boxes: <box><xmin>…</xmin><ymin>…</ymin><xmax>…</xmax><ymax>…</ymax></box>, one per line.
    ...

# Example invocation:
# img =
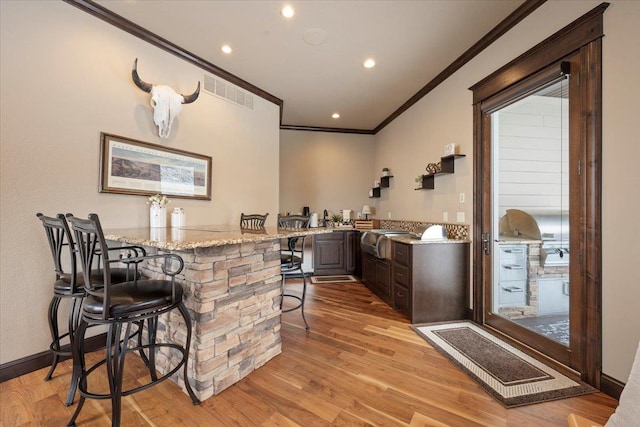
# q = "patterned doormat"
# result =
<box><xmin>412</xmin><ymin>321</ymin><xmax>597</xmax><ymax>408</ymax></box>
<box><xmin>310</xmin><ymin>275</ymin><xmax>358</xmax><ymax>284</ymax></box>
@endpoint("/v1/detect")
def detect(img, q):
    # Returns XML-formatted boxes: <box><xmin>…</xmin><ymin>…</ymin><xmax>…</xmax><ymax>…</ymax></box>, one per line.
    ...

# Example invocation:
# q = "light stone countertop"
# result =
<box><xmin>389</xmin><ymin>235</ymin><xmax>471</xmax><ymax>245</ymax></box>
<box><xmin>104</xmin><ymin>224</ymin><xmax>332</xmax><ymax>251</ymax></box>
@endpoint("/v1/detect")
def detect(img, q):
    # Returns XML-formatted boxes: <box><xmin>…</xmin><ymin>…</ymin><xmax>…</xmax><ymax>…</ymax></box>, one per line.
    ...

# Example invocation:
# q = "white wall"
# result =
<box><xmin>374</xmin><ymin>0</ymin><xmax>640</xmax><ymax>383</ymax></box>
<box><xmin>497</xmin><ymin>96</ymin><xmax>569</xmax><ymax>214</ymax></box>
<box><xmin>0</xmin><ymin>2</ymin><xmax>280</xmax><ymax>363</ymax></box>
<box><xmin>279</xmin><ymin>130</ymin><xmax>375</xmax><ymax>221</ymax></box>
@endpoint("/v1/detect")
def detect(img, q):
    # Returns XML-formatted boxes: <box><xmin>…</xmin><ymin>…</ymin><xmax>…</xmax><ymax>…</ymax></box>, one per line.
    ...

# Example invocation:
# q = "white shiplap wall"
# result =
<box><xmin>496</xmin><ymin>95</ymin><xmax>569</xmax><ymax>216</ymax></box>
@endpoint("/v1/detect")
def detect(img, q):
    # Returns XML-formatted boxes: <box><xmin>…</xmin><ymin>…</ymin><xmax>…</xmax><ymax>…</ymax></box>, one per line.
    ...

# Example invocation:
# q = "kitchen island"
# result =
<box><xmin>103</xmin><ymin>224</ymin><xmax>332</xmax><ymax>401</ymax></box>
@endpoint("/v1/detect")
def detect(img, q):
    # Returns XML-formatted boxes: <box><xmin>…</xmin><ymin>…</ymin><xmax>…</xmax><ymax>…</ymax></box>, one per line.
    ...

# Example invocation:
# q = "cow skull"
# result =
<box><xmin>132</xmin><ymin>58</ymin><xmax>200</xmax><ymax>138</ymax></box>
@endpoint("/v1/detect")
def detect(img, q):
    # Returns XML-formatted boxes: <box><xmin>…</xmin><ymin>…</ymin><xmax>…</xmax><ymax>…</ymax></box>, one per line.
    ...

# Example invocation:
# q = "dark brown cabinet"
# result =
<box><xmin>361</xmin><ymin>252</ymin><xmax>392</xmax><ymax>305</ymax></box>
<box><xmin>392</xmin><ymin>241</ymin><xmax>470</xmax><ymax>323</ymax></box>
<box><xmin>313</xmin><ymin>230</ymin><xmax>360</xmax><ymax>276</ymax></box>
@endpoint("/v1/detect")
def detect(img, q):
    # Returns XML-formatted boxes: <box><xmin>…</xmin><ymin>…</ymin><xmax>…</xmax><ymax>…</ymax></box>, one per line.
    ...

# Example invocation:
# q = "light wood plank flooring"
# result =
<box><xmin>1</xmin><ymin>280</ymin><xmax>618</xmax><ymax>426</ymax></box>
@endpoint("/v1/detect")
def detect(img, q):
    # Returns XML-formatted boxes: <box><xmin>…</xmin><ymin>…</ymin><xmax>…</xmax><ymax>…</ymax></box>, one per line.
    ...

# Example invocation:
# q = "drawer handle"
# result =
<box><xmin>396</xmin><ymin>272</ymin><xmax>403</xmax><ymax>277</ymax></box>
<box><xmin>502</xmin><ymin>286</ymin><xmax>524</xmax><ymax>293</ymax></box>
<box><xmin>397</xmin><ymin>292</ymin><xmax>404</xmax><ymax>297</ymax></box>
<box><xmin>503</xmin><ymin>264</ymin><xmax>524</xmax><ymax>270</ymax></box>
<box><xmin>504</xmin><ymin>249</ymin><xmax>524</xmax><ymax>253</ymax></box>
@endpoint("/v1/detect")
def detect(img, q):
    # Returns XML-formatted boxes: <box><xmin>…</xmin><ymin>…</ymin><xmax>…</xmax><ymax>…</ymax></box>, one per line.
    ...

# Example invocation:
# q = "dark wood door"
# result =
<box><xmin>471</xmin><ymin>10</ymin><xmax>604</xmax><ymax>385</ymax></box>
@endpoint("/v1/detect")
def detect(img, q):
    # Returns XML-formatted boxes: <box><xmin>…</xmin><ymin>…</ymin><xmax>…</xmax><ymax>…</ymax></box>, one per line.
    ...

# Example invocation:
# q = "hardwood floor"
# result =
<box><xmin>1</xmin><ymin>280</ymin><xmax>618</xmax><ymax>426</ymax></box>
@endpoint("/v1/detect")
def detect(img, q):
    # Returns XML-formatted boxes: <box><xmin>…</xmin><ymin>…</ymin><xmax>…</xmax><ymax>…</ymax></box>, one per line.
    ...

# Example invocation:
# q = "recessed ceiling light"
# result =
<box><xmin>332</xmin><ymin>113</ymin><xmax>340</xmax><ymax>119</ymax></box>
<box><xmin>281</xmin><ymin>5</ymin><xmax>294</xmax><ymax>18</ymax></box>
<box><xmin>363</xmin><ymin>58</ymin><xmax>376</xmax><ymax>69</ymax></box>
<box><xmin>221</xmin><ymin>45</ymin><xmax>232</xmax><ymax>54</ymax></box>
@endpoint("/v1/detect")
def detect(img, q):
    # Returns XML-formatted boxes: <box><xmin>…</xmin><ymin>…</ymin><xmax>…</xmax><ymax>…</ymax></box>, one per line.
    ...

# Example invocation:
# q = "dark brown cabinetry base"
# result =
<box><xmin>313</xmin><ymin>230</ymin><xmax>360</xmax><ymax>276</ymax></box>
<box><xmin>392</xmin><ymin>241</ymin><xmax>470</xmax><ymax>323</ymax></box>
<box><xmin>361</xmin><ymin>252</ymin><xmax>392</xmax><ymax>305</ymax></box>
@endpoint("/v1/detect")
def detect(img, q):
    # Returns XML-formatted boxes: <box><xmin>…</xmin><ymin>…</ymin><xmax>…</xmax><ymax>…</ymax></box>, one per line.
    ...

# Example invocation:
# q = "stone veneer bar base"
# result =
<box><xmin>137</xmin><ymin>240</ymin><xmax>283</xmax><ymax>401</ymax></box>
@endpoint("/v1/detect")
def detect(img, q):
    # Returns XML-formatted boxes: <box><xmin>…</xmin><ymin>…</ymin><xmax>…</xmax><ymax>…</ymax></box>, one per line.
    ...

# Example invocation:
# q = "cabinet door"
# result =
<box><xmin>374</xmin><ymin>260</ymin><xmax>392</xmax><ymax>298</ymax></box>
<box><xmin>346</xmin><ymin>231</ymin><xmax>359</xmax><ymax>274</ymax></box>
<box><xmin>313</xmin><ymin>233</ymin><xmax>345</xmax><ymax>275</ymax></box>
<box><xmin>362</xmin><ymin>253</ymin><xmax>376</xmax><ymax>289</ymax></box>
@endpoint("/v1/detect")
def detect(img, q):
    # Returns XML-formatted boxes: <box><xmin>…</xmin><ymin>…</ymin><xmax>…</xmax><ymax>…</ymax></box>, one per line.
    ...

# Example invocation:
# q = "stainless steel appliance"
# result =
<box><xmin>500</xmin><ymin>209</ymin><xmax>569</xmax><ymax>267</ymax></box>
<box><xmin>361</xmin><ymin>229</ymin><xmax>410</xmax><ymax>259</ymax></box>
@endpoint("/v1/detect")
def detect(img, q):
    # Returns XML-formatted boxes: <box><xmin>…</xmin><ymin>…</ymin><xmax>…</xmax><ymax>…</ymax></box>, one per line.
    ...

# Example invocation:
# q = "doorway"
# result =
<box><xmin>470</xmin><ymin>4</ymin><xmax>606</xmax><ymax>385</ymax></box>
<box><xmin>485</xmin><ymin>64</ymin><xmax>575</xmax><ymax>367</ymax></box>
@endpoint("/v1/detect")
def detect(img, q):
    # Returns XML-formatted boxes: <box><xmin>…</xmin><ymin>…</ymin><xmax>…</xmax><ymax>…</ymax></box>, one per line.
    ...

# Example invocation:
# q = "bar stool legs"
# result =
<box><xmin>281</xmin><ymin>272</ymin><xmax>310</xmax><ymax>330</ymax></box>
<box><xmin>66</xmin><ymin>303</ymin><xmax>199</xmax><ymax>427</ymax></box>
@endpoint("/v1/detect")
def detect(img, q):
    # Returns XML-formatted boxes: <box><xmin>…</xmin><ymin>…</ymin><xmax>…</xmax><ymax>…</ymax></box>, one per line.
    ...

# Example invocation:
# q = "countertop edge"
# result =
<box><xmin>104</xmin><ymin>227</ymin><xmax>333</xmax><ymax>251</ymax></box>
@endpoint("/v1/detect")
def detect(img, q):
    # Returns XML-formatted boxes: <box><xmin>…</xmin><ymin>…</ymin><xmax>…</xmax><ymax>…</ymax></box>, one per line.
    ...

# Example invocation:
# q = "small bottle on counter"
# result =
<box><xmin>171</xmin><ymin>207</ymin><xmax>186</xmax><ymax>228</ymax></box>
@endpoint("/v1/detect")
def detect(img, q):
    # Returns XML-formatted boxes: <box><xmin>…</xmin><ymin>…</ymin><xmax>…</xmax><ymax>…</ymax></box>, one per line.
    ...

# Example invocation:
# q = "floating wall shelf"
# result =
<box><xmin>369</xmin><ymin>175</ymin><xmax>393</xmax><ymax>198</ymax></box>
<box><xmin>415</xmin><ymin>155</ymin><xmax>465</xmax><ymax>190</ymax></box>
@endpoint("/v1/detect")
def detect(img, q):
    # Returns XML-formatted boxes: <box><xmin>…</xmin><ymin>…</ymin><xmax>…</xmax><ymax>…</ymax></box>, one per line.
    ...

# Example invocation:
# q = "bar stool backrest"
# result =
<box><xmin>37</xmin><ymin>213</ymin><xmax>81</xmax><ymax>295</ymax></box>
<box><xmin>66</xmin><ymin>214</ymin><xmax>112</xmax><ymax>317</ymax></box>
<box><xmin>240</xmin><ymin>213</ymin><xmax>269</xmax><ymax>228</ymax></box>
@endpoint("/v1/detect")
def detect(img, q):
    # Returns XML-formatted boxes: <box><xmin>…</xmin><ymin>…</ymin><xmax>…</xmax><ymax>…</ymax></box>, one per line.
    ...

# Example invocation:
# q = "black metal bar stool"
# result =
<box><xmin>65</xmin><ymin>213</ymin><xmax>199</xmax><ymax>427</ymax></box>
<box><xmin>277</xmin><ymin>214</ymin><xmax>311</xmax><ymax>330</ymax></box>
<box><xmin>36</xmin><ymin>213</ymin><xmax>145</xmax><ymax>406</ymax></box>
<box><xmin>240</xmin><ymin>212</ymin><xmax>269</xmax><ymax>228</ymax></box>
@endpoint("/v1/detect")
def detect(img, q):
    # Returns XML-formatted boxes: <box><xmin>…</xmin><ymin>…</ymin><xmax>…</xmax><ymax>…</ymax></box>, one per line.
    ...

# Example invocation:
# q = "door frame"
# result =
<box><xmin>470</xmin><ymin>3</ymin><xmax>607</xmax><ymax>387</ymax></box>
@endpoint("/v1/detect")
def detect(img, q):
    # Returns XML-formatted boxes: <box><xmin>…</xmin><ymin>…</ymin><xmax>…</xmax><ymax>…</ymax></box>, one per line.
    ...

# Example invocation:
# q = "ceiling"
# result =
<box><xmin>92</xmin><ymin>0</ymin><xmax>527</xmax><ymax>132</ymax></box>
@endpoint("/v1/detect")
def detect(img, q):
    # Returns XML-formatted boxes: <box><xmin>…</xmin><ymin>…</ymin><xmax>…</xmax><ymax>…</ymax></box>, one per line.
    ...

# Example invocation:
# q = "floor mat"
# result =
<box><xmin>310</xmin><ymin>275</ymin><xmax>358</xmax><ymax>284</ymax></box>
<box><xmin>412</xmin><ymin>320</ymin><xmax>596</xmax><ymax>407</ymax></box>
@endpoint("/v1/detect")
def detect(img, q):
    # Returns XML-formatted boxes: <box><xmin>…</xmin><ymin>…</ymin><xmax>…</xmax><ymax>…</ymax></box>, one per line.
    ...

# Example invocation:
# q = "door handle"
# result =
<box><xmin>482</xmin><ymin>232</ymin><xmax>491</xmax><ymax>255</ymax></box>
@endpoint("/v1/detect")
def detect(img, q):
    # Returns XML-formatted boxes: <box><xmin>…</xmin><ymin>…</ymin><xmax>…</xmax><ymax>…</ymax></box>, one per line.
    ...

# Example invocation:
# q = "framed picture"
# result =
<box><xmin>99</xmin><ymin>132</ymin><xmax>212</xmax><ymax>200</ymax></box>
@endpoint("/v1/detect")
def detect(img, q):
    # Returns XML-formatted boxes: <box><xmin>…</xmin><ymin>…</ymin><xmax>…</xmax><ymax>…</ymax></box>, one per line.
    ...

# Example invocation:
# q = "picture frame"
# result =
<box><xmin>99</xmin><ymin>132</ymin><xmax>212</xmax><ymax>200</ymax></box>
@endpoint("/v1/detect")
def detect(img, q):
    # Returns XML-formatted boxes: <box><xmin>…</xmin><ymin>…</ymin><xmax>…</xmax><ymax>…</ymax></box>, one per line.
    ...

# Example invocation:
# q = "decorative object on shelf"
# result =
<box><xmin>362</xmin><ymin>205</ymin><xmax>372</xmax><ymax>220</ymax></box>
<box><xmin>382</xmin><ymin>167</ymin><xmax>390</xmax><ymax>177</ymax></box>
<box><xmin>444</xmin><ymin>143</ymin><xmax>457</xmax><ymax>156</ymax></box>
<box><xmin>148</xmin><ymin>193</ymin><xmax>170</xmax><ymax>227</ymax></box>
<box><xmin>99</xmin><ymin>132</ymin><xmax>212</xmax><ymax>200</ymax></box>
<box><xmin>132</xmin><ymin>58</ymin><xmax>201</xmax><ymax>139</ymax></box>
<box><xmin>331</xmin><ymin>214</ymin><xmax>343</xmax><ymax>226</ymax></box>
<box><xmin>368</xmin><ymin>189</ymin><xmax>374</xmax><ymax>197</ymax></box>
<box><xmin>416</xmin><ymin>154</ymin><xmax>466</xmax><ymax>190</ymax></box>
<box><xmin>374</xmin><ymin>180</ymin><xmax>381</xmax><ymax>188</ymax></box>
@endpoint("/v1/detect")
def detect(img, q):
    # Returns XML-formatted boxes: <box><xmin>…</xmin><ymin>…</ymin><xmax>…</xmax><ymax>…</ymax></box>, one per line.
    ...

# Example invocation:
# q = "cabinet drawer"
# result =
<box><xmin>499</xmin><ymin>246</ymin><xmax>526</xmax><ymax>263</ymax></box>
<box><xmin>499</xmin><ymin>282</ymin><xmax>526</xmax><ymax>305</ymax></box>
<box><xmin>499</xmin><ymin>263</ymin><xmax>526</xmax><ymax>281</ymax></box>
<box><xmin>393</xmin><ymin>242</ymin><xmax>410</xmax><ymax>266</ymax></box>
<box><xmin>393</xmin><ymin>263</ymin><xmax>410</xmax><ymax>287</ymax></box>
<box><xmin>394</xmin><ymin>283</ymin><xmax>410</xmax><ymax>314</ymax></box>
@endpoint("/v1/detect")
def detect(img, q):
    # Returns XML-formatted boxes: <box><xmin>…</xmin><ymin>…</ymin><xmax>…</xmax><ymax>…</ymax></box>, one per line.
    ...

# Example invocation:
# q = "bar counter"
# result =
<box><xmin>103</xmin><ymin>225</ymin><xmax>332</xmax><ymax>401</ymax></box>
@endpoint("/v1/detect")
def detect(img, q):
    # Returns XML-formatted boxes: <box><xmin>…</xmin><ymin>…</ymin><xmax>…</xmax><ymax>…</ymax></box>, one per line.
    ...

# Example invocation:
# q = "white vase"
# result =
<box><xmin>150</xmin><ymin>204</ymin><xmax>167</xmax><ymax>228</ymax></box>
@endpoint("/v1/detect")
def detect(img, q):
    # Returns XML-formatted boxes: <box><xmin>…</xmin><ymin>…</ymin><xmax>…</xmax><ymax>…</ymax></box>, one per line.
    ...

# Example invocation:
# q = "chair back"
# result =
<box><xmin>277</xmin><ymin>214</ymin><xmax>310</xmax><ymax>230</ymax></box>
<box><xmin>37</xmin><ymin>213</ymin><xmax>81</xmax><ymax>294</ymax></box>
<box><xmin>66</xmin><ymin>214</ymin><xmax>113</xmax><ymax>317</ymax></box>
<box><xmin>278</xmin><ymin>214</ymin><xmax>310</xmax><ymax>269</ymax></box>
<box><xmin>240</xmin><ymin>213</ymin><xmax>269</xmax><ymax>228</ymax></box>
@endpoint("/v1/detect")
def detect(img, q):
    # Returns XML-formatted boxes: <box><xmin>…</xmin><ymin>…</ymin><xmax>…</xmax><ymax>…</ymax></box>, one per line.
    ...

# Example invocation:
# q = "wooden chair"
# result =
<box><xmin>277</xmin><ymin>214</ymin><xmax>311</xmax><ymax>330</ymax></box>
<box><xmin>65</xmin><ymin>213</ymin><xmax>199</xmax><ymax>426</ymax></box>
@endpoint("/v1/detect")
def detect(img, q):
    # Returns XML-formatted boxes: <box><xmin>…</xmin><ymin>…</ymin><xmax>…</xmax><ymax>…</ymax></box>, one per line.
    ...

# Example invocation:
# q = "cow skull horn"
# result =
<box><xmin>132</xmin><ymin>58</ymin><xmax>152</xmax><ymax>93</ymax></box>
<box><xmin>131</xmin><ymin>58</ymin><xmax>200</xmax><ymax>138</ymax></box>
<box><xmin>132</xmin><ymin>58</ymin><xmax>200</xmax><ymax>102</ymax></box>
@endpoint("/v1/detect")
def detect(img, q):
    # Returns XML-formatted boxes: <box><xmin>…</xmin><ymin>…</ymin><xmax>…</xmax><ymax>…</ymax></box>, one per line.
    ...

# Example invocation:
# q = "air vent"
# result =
<box><xmin>203</xmin><ymin>74</ymin><xmax>254</xmax><ymax>109</ymax></box>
